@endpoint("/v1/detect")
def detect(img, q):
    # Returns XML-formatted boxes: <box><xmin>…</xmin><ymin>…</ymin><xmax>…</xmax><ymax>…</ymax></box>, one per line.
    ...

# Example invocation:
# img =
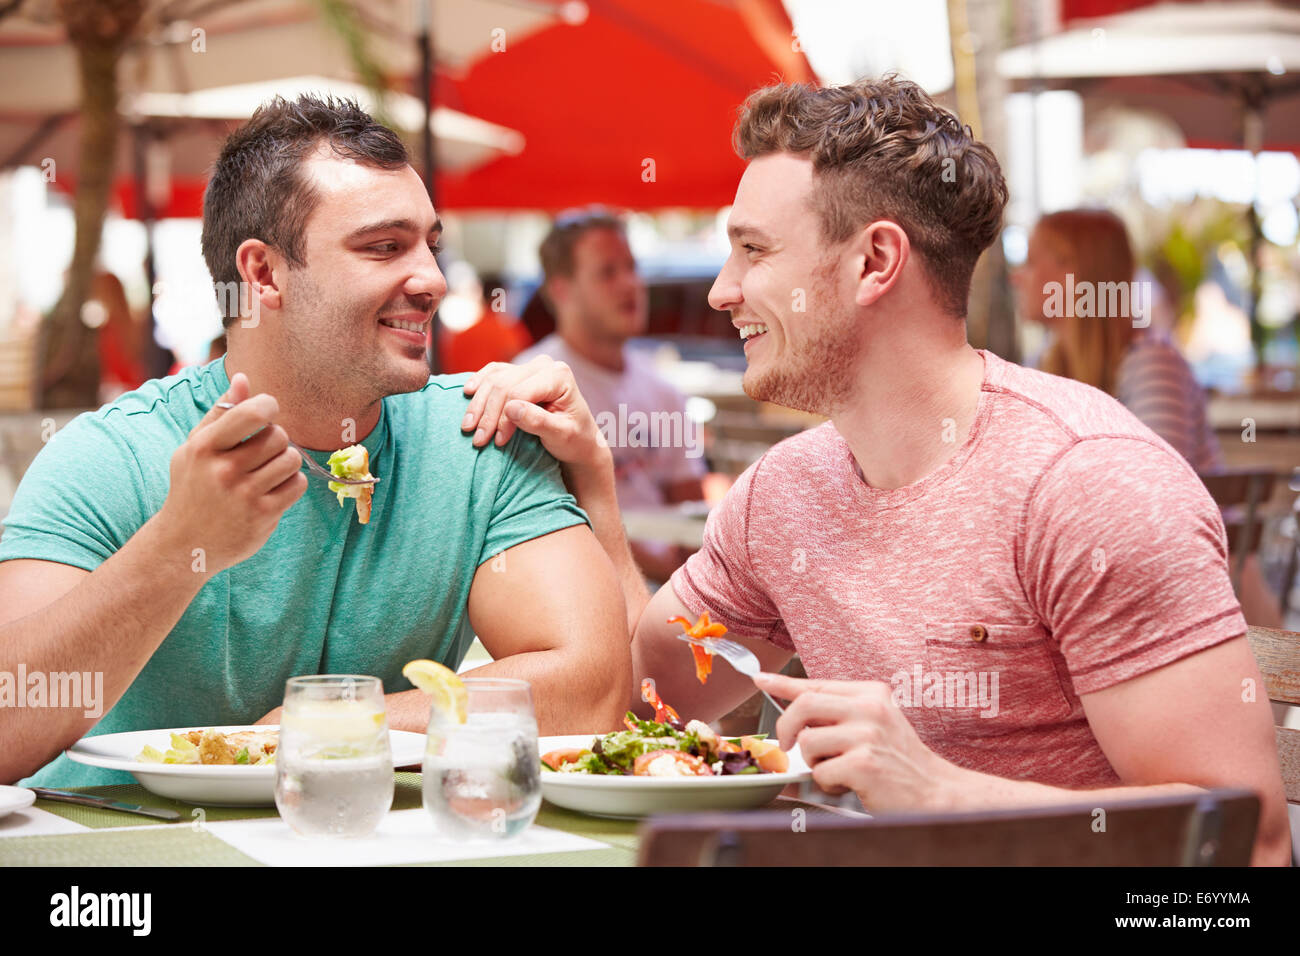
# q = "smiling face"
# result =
<box><xmin>709</xmin><ymin>153</ymin><xmax>863</xmax><ymax>415</ymax></box>
<box><xmin>552</xmin><ymin>226</ymin><xmax>647</xmax><ymax>344</ymax></box>
<box><xmin>271</xmin><ymin>148</ymin><xmax>446</xmax><ymax>407</ymax></box>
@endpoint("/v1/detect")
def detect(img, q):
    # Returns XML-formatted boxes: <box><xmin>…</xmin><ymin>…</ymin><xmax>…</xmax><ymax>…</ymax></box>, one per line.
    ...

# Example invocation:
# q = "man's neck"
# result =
<box><xmin>556</xmin><ymin>324</ymin><xmax>625</xmax><ymax>372</ymax></box>
<box><xmin>223</xmin><ymin>347</ymin><xmax>381</xmax><ymax>452</ymax></box>
<box><xmin>831</xmin><ymin>341</ymin><xmax>985</xmax><ymax>491</ymax></box>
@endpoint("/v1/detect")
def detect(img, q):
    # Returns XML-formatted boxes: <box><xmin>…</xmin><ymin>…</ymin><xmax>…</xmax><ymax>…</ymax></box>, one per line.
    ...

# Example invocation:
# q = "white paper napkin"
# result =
<box><xmin>204</xmin><ymin>808</ymin><xmax>607</xmax><ymax>866</ymax></box>
<box><xmin>0</xmin><ymin>806</ymin><xmax>91</xmax><ymax>838</ymax></box>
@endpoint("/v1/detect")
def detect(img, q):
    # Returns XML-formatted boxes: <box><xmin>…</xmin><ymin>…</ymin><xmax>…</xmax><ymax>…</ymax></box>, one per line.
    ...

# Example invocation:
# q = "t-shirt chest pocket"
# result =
<box><xmin>921</xmin><ymin>622</ymin><xmax>1073</xmax><ymax>737</ymax></box>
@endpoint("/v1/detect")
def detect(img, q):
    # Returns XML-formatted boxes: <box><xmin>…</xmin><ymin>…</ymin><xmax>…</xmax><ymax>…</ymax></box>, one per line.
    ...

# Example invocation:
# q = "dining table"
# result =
<box><xmin>0</xmin><ymin>772</ymin><xmax>859</xmax><ymax>866</ymax></box>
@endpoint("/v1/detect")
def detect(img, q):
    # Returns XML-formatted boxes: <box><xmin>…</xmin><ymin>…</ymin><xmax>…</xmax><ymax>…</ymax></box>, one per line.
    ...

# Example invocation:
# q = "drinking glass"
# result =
<box><xmin>274</xmin><ymin>674</ymin><xmax>394</xmax><ymax>838</ymax></box>
<box><xmin>422</xmin><ymin>678</ymin><xmax>541</xmax><ymax>840</ymax></box>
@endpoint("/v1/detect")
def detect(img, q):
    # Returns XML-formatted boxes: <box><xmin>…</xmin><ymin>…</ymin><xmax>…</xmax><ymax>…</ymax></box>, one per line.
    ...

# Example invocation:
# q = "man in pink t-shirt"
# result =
<box><xmin>460</xmin><ymin>77</ymin><xmax>1289</xmax><ymax>864</ymax></box>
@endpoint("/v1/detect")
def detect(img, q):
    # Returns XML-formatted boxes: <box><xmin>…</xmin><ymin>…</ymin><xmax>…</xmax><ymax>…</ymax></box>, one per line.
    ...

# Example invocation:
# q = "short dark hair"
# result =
<box><xmin>538</xmin><ymin>207</ymin><xmax>627</xmax><ymax>286</ymax></box>
<box><xmin>201</xmin><ymin>94</ymin><xmax>409</xmax><ymax>328</ymax></box>
<box><xmin>734</xmin><ymin>74</ymin><xmax>1008</xmax><ymax>317</ymax></box>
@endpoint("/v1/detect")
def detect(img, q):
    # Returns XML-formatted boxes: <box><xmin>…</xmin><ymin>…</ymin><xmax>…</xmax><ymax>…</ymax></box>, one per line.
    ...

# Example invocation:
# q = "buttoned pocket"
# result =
<box><xmin>917</xmin><ymin>622</ymin><xmax>1073</xmax><ymax>737</ymax></box>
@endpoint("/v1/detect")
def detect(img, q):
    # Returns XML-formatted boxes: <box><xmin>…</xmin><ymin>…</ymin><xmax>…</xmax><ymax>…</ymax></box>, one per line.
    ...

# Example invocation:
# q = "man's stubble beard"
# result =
<box><xmin>281</xmin><ymin>268</ymin><xmax>427</xmax><ymax>413</ymax></box>
<box><xmin>742</xmin><ymin>262</ymin><xmax>863</xmax><ymax>417</ymax></box>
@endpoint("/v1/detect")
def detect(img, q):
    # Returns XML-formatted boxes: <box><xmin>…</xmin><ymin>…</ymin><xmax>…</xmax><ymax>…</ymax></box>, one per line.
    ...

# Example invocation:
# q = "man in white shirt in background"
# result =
<box><xmin>514</xmin><ymin>209</ymin><xmax>706</xmax><ymax>581</ymax></box>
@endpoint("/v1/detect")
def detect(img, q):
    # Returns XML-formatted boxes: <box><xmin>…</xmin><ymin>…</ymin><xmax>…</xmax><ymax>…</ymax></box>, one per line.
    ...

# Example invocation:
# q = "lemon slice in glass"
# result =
<box><xmin>402</xmin><ymin>659</ymin><xmax>468</xmax><ymax>724</ymax></box>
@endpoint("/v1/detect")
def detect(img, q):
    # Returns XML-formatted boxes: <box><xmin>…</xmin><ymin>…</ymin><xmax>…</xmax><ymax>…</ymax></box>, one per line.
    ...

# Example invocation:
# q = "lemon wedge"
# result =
<box><xmin>402</xmin><ymin>659</ymin><xmax>468</xmax><ymax>724</ymax></box>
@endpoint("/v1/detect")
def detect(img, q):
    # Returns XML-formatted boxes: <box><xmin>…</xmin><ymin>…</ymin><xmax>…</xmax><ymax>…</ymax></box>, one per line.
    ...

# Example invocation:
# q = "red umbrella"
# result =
<box><xmin>435</xmin><ymin>0</ymin><xmax>816</xmax><ymax>210</ymax></box>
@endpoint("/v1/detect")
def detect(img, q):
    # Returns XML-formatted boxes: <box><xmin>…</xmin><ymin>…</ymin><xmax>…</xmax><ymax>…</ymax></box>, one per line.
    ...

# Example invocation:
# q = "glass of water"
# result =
<box><xmin>275</xmin><ymin>675</ymin><xmax>394</xmax><ymax>838</ymax></box>
<box><xmin>423</xmin><ymin>678</ymin><xmax>541</xmax><ymax>840</ymax></box>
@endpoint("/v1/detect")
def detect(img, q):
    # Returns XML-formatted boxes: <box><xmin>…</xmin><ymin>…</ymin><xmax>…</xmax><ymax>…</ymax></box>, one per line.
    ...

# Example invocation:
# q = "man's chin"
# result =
<box><xmin>743</xmin><ymin>365</ymin><xmax>829</xmax><ymax>416</ymax></box>
<box><xmin>378</xmin><ymin>357</ymin><xmax>433</xmax><ymax>396</ymax></box>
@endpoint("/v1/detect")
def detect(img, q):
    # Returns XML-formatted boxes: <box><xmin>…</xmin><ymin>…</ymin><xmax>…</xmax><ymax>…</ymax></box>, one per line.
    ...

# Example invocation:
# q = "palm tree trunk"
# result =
<box><xmin>41</xmin><ymin>0</ymin><xmax>144</xmax><ymax>407</ymax></box>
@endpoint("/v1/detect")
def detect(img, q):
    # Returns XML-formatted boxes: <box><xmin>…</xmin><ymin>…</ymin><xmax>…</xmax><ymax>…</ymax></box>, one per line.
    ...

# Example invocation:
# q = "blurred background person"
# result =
<box><xmin>438</xmin><ymin>260</ymin><xmax>532</xmax><ymax>373</ymax></box>
<box><xmin>517</xmin><ymin>208</ymin><xmax>705</xmax><ymax>582</ymax></box>
<box><xmin>85</xmin><ymin>265</ymin><xmax>145</xmax><ymax>402</ymax></box>
<box><xmin>1016</xmin><ymin>208</ymin><xmax>1281</xmax><ymax>628</ymax></box>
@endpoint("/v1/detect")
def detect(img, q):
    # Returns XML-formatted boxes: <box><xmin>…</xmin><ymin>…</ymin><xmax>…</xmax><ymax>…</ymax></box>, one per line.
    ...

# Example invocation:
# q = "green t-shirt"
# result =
<box><xmin>0</xmin><ymin>357</ymin><xmax>588</xmax><ymax>787</ymax></box>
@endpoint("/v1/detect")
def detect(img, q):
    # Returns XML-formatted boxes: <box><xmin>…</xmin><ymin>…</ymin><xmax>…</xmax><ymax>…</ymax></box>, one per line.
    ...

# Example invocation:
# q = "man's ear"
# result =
<box><xmin>235</xmin><ymin>238</ymin><xmax>284</xmax><ymax>314</ymax></box>
<box><xmin>852</xmin><ymin>221</ymin><xmax>910</xmax><ymax>308</ymax></box>
<box><xmin>546</xmin><ymin>275</ymin><xmax>572</xmax><ymax>312</ymax></box>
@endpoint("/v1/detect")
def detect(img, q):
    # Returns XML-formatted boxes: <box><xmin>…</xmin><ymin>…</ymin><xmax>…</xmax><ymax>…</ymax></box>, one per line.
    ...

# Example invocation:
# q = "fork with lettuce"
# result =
<box><xmin>327</xmin><ymin>445</ymin><xmax>376</xmax><ymax>524</ymax></box>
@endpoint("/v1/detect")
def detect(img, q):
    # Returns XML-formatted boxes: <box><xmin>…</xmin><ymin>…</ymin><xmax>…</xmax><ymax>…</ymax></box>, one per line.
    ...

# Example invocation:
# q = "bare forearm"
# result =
<box><xmin>934</xmin><ymin>763</ymin><xmax>1290</xmax><ymax>866</ymax></box>
<box><xmin>0</xmin><ymin>514</ymin><xmax>209</xmax><ymax>782</ymax></box>
<box><xmin>460</xmin><ymin>650</ymin><xmax>627</xmax><ymax>735</ymax></box>
<box><xmin>562</xmin><ymin>454</ymin><xmax>649</xmax><ymax>638</ymax></box>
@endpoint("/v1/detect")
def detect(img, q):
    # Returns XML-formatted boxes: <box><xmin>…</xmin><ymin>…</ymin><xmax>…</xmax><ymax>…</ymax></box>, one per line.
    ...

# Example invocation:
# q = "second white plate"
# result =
<box><xmin>538</xmin><ymin>734</ymin><xmax>811</xmax><ymax>819</ymax></box>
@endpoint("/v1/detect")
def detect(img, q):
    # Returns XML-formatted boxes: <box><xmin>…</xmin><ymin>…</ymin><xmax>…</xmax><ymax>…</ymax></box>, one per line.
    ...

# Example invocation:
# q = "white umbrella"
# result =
<box><xmin>0</xmin><ymin>0</ymin><xmax>559</xmax><ymax>176</ymax></box>
<box><xmin>997</xmin><ymin>0</ymin><xmax>1300</xmax><ymax>368</ymax></box>
<box><xmin>0</xmin><ymin>0</ymin><xmax>567</xmax><ymax>116</ymax></box>
<box><xmin>129</xmin><ymin>76</ymin><xmax>524</xmax><ymax>173</ymax></box>
<box><xmin>997</xmin><ymin>1</ymin><xmax>1300</xmax><ymax>153</ymax></box>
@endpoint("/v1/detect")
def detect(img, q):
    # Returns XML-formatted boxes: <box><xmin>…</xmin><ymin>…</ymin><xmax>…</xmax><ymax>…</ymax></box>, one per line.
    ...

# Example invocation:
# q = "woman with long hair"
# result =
<box><xmin>1017</xmin><ymin>208</ymin><xmax>1281</xmax><ymax>628</ymax></box>
<box><xmin>1020</xmin><ymin>208</ymin><xmax>1222</xmax><ymax>470</ymax></box>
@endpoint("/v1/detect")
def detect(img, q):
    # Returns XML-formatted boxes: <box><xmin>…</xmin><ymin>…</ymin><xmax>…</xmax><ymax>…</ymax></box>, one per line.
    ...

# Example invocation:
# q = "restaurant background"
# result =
<box><xmin>0</xmin><ymin>0</ymin><xmax>1297</xmax><ymax>861</ymax></box>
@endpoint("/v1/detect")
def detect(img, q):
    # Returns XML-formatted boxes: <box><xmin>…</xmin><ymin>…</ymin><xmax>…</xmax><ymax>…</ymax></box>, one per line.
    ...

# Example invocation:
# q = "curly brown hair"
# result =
<box><xmin>734</xmin><ymin>75</ymin><xmax>1007</xmax><ymax>317</ymax></box>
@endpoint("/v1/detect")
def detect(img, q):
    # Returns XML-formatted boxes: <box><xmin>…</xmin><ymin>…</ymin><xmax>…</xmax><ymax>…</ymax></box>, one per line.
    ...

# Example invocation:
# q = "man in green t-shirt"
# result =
<box><xmin>0</xmin><ymin>95</ymin><xmax>630</xmax><ymax>787</ymax></box>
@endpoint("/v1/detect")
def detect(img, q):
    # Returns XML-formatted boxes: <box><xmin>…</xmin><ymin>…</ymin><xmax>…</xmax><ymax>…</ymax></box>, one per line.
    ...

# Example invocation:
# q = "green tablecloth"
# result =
<box><xmin>0</xmin><ymin>772</ymin><xmax>841</xmax><ymax>866</ymax></box>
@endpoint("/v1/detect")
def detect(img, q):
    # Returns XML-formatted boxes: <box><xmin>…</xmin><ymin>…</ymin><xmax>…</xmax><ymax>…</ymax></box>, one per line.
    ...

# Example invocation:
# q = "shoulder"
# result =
<box><xmin>90</xmin><ymin>362</ymin><xmax>225</xmax><ymax>441</ymax></box>
<box><xmin>384</xmin><ymin>373</ymin><xmax>561</xmax><ymax>478</ymax></box>
<box><xmin>39</xmin><ymin>363</ymin><xmax>224</xmax><ymax>467</ymax></box>
<box><xmin>383</xmin><ymin>373</ymin><xmax>473</xmax><ymax>424</ymax></box>
<box><xmin>1028</xmin><ymin>432</ymin><xmax>1214</xmax><ymax>530</ymax></box>
<box><xmin>983</xmin><ymin>350</ymin><xmax>1155</xmax><ymax>443</ymax></box>
<box><xmin>741</xmin><ymin>421</ymin><xmax>843</xmax><ymax>491</ymax></box>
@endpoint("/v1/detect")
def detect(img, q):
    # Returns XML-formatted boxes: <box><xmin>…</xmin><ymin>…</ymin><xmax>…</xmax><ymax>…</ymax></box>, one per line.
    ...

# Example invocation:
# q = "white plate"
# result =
<box><xmin>537</xmin><ymin>734</ymin><xmax>811</xmax><ymax>819</ymax></box>
<box><xmin>66</xmin><ymin>725</ymin><xmax>427</xmax><ymax>807</ymax></box>
<box><xmin>0</xmin><ymin>784</ymin><xmax>36</xmax><ymax>819</ymax></box>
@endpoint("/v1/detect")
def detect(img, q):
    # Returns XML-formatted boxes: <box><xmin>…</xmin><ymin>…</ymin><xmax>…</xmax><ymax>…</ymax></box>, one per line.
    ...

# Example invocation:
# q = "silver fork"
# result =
<box><xmin>213</xmin><ymin>402</ymin><xmax>379</xmax><ymax>485</ymax></box>
<box><xmin>674</xmin><ymin>634</ymin><xmax>785</xmax><ymax>714</ymax></box>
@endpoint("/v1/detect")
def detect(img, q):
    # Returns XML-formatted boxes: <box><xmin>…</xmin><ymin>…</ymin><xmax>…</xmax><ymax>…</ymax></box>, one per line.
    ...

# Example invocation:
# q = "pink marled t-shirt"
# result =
<box><xmin>670</xmin><ymin>350</ymin><xmax>1245</xmax><ymax>788</ymax></box>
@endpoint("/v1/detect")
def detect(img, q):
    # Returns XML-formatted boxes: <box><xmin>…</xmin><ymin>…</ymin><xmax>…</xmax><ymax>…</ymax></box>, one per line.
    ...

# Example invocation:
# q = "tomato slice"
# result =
<box><xmin>540</xmin><ymin>748</ymin><xmax>589</xmax><ymax>770</ymax></box>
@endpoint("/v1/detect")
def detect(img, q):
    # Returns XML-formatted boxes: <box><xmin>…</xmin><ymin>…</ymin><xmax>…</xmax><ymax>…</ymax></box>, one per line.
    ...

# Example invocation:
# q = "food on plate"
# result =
<box><xmin>402</xmin><ymin>658</ymin><xmax>468</xmax><ymax>724</ymax></box>
<box><xmin>137</xmin><ymin>729</ymin><xmax>278</xmax><ymax>766</ymax></box>
<box><xmin>327</xmin><ymin>444</ymin><xmax>376</xmax><ymax>524</ymax></box>
<box><xmin>669</xmin><ymin>611</ymin><xmax>727</xmax><ymax>684</ymax></box>
<box><xmin>540</xmin><ymin>682</ymin><xmax>789</xmax><ymax>777</ymax></box>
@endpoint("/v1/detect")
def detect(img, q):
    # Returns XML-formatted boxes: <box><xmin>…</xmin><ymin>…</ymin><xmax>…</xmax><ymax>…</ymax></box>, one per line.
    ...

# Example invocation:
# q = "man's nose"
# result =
<box><xmin>708</xmin><ymin>258</ymin><xmax>741</xmax><ymax>312</ymax></box>
<box><xmin>410</xmin><ymin>246</ymin><xmax>448</xmax><ymax>303</ymax></box>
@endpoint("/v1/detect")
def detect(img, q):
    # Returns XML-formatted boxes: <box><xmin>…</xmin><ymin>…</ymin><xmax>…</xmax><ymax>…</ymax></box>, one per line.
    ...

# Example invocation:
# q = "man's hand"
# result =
<box><xmin>462</xmin><ymin>357</ymin><xmax>609</xmax><ymax>471</ymax></box>
<box><xmin>157</xmin><ymin>372</ymin><xmax>307</xmax><ymax>577</ymax></box>
<box><xmin>756</xmin><ymin>671</ymin><xmax>951</xmax><ymax>810</ymax></box>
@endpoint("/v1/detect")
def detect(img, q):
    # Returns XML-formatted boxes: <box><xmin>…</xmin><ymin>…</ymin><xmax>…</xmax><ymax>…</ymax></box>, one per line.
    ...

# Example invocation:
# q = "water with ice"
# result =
<box><xmin>423</xmin><ymin>711</ymin><xmax>541</xmax><ymax>839</ymax></box>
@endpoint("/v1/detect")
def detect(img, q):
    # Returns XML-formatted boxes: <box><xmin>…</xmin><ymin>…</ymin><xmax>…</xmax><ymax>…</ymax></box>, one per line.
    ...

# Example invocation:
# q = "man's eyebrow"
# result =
<box><xmin>346</xmin><ymin>218</ymin><xmax>443</xmax><ymax>242</ymax></box>
<box><xmin>727</xmin><ymin>222</ymin><xmax>776</xmax><ymax>244</ymax></box>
